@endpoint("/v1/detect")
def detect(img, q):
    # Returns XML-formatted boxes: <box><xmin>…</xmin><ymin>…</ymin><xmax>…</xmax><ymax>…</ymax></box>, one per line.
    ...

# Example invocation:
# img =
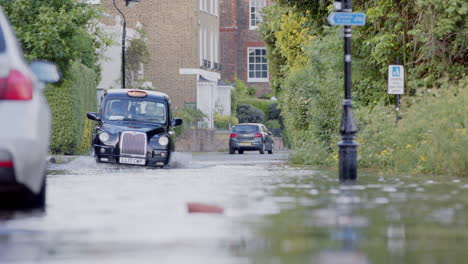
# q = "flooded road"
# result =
<box><xmin>1</xmin><ymin>152</ymin><xmax>468</xmax><ymax>263</ymax></box>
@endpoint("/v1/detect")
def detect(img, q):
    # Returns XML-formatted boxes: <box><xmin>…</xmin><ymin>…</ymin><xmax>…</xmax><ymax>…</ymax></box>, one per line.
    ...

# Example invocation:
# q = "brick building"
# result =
<box><xmin>219</xmin><ymin>0</ymin><xmax>271</xmax><ymax>96</ymax></box>
<box><xmin>93</xmin><ymin>0</ymin><xmax>231</xmax><ymax>128</ymax></box>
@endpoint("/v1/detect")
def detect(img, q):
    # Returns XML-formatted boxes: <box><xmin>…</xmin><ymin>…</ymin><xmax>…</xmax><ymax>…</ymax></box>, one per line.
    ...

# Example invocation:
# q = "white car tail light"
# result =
<box><xmin>0</xmin><ymin>70</ymin><xmax>33</xmax><ymax>100</ymax></box>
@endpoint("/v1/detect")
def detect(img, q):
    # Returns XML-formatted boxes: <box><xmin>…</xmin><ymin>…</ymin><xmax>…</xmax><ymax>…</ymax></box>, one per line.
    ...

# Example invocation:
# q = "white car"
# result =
<box><xmin>0</xmin><ymin>7</ymin><xmax>60</xmax><ymax>209</ymax></box>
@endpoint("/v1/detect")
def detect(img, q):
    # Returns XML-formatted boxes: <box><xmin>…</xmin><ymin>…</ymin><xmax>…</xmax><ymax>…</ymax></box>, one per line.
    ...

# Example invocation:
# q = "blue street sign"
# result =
<box><xmin>391</xmin><ymin>66</ymin><xmax>401</xmax><ymax>77</ymax></box>
<box><xmin>328</xmin><ymin>12</ymin><xmax>366</xmax><ymax>26</ymax></box>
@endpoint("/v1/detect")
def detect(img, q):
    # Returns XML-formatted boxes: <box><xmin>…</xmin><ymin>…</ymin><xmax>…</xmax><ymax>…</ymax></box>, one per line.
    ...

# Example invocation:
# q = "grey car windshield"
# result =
<box><xmin>233</xmin><ymin>125</ymin><xmax>259</xmax><ymax>133</ymax></box>
<box><xmin>103</xmin><ymin>98</ymin><xmax>167</xmax><ymax>123</ymax></box>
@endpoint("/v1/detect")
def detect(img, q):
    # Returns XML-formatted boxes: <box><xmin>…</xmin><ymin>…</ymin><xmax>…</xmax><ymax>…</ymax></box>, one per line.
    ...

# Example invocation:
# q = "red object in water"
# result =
<box><xmin>187</xmin><ymin>202</ymin><xmax>224</xmax><ymax>214</ymax></box>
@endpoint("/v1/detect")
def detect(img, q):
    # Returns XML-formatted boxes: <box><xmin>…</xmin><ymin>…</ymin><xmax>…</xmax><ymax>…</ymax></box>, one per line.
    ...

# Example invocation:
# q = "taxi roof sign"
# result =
<box><xmin>127</xmin><ymin>91</ymin><xmax>147</xmax><ymax>98</ymax></box>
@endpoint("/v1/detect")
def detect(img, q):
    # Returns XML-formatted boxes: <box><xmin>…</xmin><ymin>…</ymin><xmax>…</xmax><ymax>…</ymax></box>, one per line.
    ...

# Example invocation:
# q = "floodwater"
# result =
<box><xmin>1</xmin><ymin>152</ymin><xmax>467</xmax><ymax>264</ymax></box>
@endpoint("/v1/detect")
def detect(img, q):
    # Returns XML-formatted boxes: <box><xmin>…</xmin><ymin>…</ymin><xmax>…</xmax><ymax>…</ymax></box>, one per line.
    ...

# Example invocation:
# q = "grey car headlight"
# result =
<box><xmin>158</xmin><ymin>136</ymin><xmax>169</xmax><ymax>146</ymax></box>
<box><xmin>99</xmin><ymin>132</ymin><xmax>110</xmax><ymax>142</ymax></box>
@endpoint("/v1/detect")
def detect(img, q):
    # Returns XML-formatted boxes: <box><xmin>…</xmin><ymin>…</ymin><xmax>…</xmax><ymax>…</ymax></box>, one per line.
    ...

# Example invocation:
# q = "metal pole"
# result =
<box><xmin>113</xmin><ymin>0</ymin><xmax>126</xmax><ymax>88</ymax></box>
<box><xmin>338</xmin><ymin>0</ymin><xmax>358</xmax><ymax>182</ymax></box>
<box><xmin>395</xmin><ymin>57</ymin><xmax>401</xmax><ymax>125</ymax></box>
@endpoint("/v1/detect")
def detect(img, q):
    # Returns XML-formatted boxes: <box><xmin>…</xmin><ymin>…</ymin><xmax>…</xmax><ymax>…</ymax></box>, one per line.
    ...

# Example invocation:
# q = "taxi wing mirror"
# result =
<box><xmin>87</xmin><ymin>112</ymin><xmax>101</xmax><ymax>121</ymax></box>
<box><xmin>171</xmin><ymin>118</ymin><xmax>182</xmax><ymax>127</ymax></box>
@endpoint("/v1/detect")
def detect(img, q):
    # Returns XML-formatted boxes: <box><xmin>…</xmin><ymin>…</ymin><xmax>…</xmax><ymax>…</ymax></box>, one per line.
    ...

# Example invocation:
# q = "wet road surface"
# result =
<box><xmin>1</xmin><ymin>152</ymin><xmax>468</xmax><ymax>263</ymax></box>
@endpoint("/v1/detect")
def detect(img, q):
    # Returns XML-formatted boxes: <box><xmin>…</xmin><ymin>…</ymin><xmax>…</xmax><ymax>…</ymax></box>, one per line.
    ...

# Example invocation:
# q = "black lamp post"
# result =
<box><xmin>113</xmin><ymin>0</ymin><xmax>141</xmax><ymax>89</ymax></box>
<box><xmin>338</xmin><ymin>0</ymin><xmax>358</xmax><ymax>182</ymax></box>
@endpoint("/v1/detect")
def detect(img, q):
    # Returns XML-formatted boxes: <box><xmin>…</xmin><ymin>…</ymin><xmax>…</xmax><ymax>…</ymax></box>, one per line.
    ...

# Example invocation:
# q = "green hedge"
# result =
<box><xmin>214</xmin><ymin>114</ymin><xmax>238</xmax><ymax>130</ymax></box>
<box><xmin>237</xmin><ymin>104</ymin><xmax>265</xmax><ymax>123</ymax></box>
<box><xmin>45</xmin><ymin>60</ymin><xmax>98</xmax><ymax>154</ymax></box>
<box><xmin>238</xmin><ymin>97</ymin><xmax>274</xmax><ymax>116</ymax></box>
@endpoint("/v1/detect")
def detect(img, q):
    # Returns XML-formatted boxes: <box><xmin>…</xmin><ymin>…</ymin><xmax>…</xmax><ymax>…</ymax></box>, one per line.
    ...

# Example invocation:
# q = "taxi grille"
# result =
<box><xmin>120</xmin><ymin>131</ymin><xmax>147</xmax><ymax>157</ymax></box>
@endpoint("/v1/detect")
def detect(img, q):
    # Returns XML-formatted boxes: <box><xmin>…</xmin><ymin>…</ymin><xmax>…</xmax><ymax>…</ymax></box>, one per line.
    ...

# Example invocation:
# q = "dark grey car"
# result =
<box><xmin>229</xmin><ymin>123</ymin><xmax>274</xmax><ymax>154</ymax></box>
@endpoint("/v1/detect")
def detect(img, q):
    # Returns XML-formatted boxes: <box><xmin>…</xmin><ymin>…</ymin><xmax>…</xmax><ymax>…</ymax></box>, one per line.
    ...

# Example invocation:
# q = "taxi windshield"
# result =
<box><xmin>103</xmin><ymin>98</ymin><xmax>167</xmax><ymax>124</ymax></box>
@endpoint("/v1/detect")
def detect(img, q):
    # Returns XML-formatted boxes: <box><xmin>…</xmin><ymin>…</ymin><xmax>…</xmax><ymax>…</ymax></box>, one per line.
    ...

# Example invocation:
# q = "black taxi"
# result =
<box><xmin>87</xmin><ymin>89</ymin><xmax>182</xmax><ymax>167</ymax></box>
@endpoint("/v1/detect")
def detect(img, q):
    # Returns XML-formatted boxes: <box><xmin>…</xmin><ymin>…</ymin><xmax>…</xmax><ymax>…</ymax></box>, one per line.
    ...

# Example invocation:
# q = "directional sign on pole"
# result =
<box><xmin>328</xmin><ymin>12</ymin><xmax>366</xmax><ymax>26</ymax></box>
<box><xmin>388</xmin><ymin>65</ymin><xmax>404</xmax><ymax>95</ymax></box>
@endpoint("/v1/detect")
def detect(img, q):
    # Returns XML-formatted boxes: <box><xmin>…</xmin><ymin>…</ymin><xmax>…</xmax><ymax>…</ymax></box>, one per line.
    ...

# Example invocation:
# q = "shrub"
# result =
<box><xmin>174</xmin><ymin>107</ymin><xmax>206</xmax><ymax>136</ymax></box>
<box><xmin>214</xmin><ymin>114</ymin><xmax>238</xmax><ymax>130</ymax></box>
<box><xmin>45</xmin><ymin>60</ymin><xmax>98</xmax><ymax>154</ymax></box>
<box><xmin>265</xmin><ymin>119</ymin><xmax>282</xmax><ymax>136</ymax></box>
<box><xmin>238</xmin><ymin>97</ymin><xmax>274</xmax><ymax>116</ymax></box>
<box><xmin>281</xmin><ymin>28</ymin><xmax>342</xmax><ymax>151</ymax></box>
<box><xmin>357</xmin><ymin>80</ymin><xmax>468</xmax><ymax>176</ymax></box>
<box><xmin>236</xmin><ymin>104</ymin><xmax>265</xmax><ymax>123</ymax></box>
<box><xmin>267</xmin><ymin>102</ymin><xmax>283</xmax><ymax>127</ymax></box>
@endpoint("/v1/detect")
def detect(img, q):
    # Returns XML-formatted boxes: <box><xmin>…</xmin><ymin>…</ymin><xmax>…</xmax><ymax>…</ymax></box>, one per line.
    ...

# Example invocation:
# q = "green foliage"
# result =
<box><xmin>267</xmin><ymin>103</ymin><xmax>282</xmax><ymax>123</ymax></box>
<box><xmin>265</xmin><ymin>119</ymin><xmax>282</xmax><ymax>136</ymax></box>
<box><xmin>353</xmin><ymin>0</ymin><xmax>467</xmax><ymax>95</ymax></box>
<box><xmin>259</xmin><ymin>3</ymin><xmax>313</xmax><ymax>95</ymax></box>
<box><xmin>214</xmin><ymin>114</ymin><xmax>239</xmax><ymax>130</ymax></box>
<box><xmin>259</xmin><ymin>0</ymin><xmax>467</xmax><ymax>176</ymax></box>
<box><xmin>357</xmin><ymin>80</ymin><xmax>468</xmax><ymax>176</ymax></box>
<box><xmin>238</xmin><ymin>97</ymin><xmax>274</xmax><ymax>117</ymax></box>
<box><xmin>125</xmin><ymin>29</ymin><xmax>151</xmax><ymax>89</ymax></box>
<box><xmin>45</xmin><ymin>61</ymin><xmax>98</xmax><ymax>154</ymax></box>
<box><xmin>231</xmin><ymin>78</ymin><xmax>246</xmax><ymax>115</ymax></box>
<box><xmin>234</xmin><ymin>78</ymin><xmax>249</xmax><ymax>97</ymax></box>
<box><xmin>237</xmin><ymin>104</ymin><xmax>265</xmax><ymax>124</ymax></box>
<box><xmin>265</xmin><ymin>119</ymin><xmax>281</xmax><ymax>130</ymax></box>
<box><xmin>0</xmin><ymin>0</ymin><xmax>108</xmax><ymax>75</ymax></box>
<box><xmin>247</xmin><ymin>86</ymin><xmax>257</xmax><ymax>97</ymax></box>
<box><xmin>174</xmin><ymin>107</ymin><xmax>207</xmax><ymax>136</ymax></box>
<box><xmin>273</xmin><ymin>10</ymin><xmax>312</xmax><ymax>69</ymax></box>
<box><xmin>281</xmin><ymin>28</ymin><xmax>342</xmax><ymax>151</ymax></box>
<box><xmin>258</xmin><ymin>4</ymin><xmax>289</xmax><ymax>95</ymax></box>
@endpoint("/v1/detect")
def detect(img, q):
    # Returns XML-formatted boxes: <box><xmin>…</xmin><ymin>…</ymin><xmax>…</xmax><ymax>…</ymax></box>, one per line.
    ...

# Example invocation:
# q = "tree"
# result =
<box><xmin>0</xmin><ymin>0</ymin><xmax>109</xmax><ymax>75</ymax></box>
<box><xmin>125</xmin><ymin>29</ymin><xmax>151</xmax><ymax>89</ymax></box>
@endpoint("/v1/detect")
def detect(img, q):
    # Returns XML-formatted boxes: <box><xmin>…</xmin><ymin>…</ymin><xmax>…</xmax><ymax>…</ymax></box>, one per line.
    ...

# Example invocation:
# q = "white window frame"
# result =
<box><xmin>247</xmin><ymin>47</ymin><xmax>268</xmax><ymax>82</ymax></box>
<box><xmin>249</xmin><ymin>0</ymin><xmax>266</xmax><ymax>30</ymax></box>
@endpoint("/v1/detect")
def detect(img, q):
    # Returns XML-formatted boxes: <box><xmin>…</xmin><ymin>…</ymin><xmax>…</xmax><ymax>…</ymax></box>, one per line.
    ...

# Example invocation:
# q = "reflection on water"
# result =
<box><xmin>1</xmin><ymin>156</ymin><xmax>468</xmax><ymax>263</ymax></box>
<box><xmin>239</xmin><ymin>170</ymin><xmax>468</xmax><ymax>264</ymax></box>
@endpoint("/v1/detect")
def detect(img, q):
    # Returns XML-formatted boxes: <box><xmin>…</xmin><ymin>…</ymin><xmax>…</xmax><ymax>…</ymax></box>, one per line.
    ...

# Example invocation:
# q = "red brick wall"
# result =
<box><xmin>101</xmin><ymin>0</ymin><xmax>202</xmax><ymax>109</ymax></box>
<box><xmin>219</xmin><ymin>0</ymin><xmax>272</xmax><ymax>97</ymax></box>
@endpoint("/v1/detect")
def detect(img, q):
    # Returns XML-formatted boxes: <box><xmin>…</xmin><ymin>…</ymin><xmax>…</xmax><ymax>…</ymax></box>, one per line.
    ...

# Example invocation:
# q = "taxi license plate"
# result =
<box><xmin>119</xmin><ymin>157</ymin><xmax>145</xmax><ymax>165</ymax></box>
<box><xmin>240</xmin><ymin>142</ymin><xmax>251</xmax><ymax>146</ymax></box>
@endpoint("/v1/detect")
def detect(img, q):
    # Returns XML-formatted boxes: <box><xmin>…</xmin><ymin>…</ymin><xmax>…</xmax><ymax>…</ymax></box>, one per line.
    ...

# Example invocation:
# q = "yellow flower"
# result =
<box><xmin>419</xmin><ymin>155</ymin><xmax>426</xmax><ymax>162</ymax></box>
<box><xmin>406</xmin><ymin>144</ymin><xmax>412</xmax><ymax>149</ymax></box>
<box><xmin>380</xmin><ymin>149</ymin><xmax>389</xmax><ymax>156</ymax></box>
<box><xmin>332</xmin><ymin>153</ymin><xmax>339</xmax><ymax>161</ymax></box>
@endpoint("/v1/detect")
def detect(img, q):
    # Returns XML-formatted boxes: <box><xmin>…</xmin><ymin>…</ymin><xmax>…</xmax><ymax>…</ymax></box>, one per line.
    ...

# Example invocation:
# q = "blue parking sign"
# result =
<box><xmin>392</xmin><ymin>66</ymin><xmax>401</xmax><ymax>77</ymax></box>
<box><xmin>388</xmin><ymin>65</ymin><xmax>404</xmax><ymax>95</ymax></box>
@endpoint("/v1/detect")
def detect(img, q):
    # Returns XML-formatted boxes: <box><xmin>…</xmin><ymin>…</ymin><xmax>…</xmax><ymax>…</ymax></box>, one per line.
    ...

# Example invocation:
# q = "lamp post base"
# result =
<box><xmin>339</xmin><ymin>99</ymin><xmax>358</xmax><ymax>182</ymax></box>
<box><xmin>338</xmin><ymin>140</ymin><xmax>358</xmax><ymax>182</ymax></box>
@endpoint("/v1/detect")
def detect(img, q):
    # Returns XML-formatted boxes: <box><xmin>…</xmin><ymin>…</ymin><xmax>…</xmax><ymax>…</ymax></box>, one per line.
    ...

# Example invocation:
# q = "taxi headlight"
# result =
<box><xmin>99</xmin><ymin>132</ymin><xmax>110</xmax><ymax>142</ymax></box>
<box><xmin>158</xmin><ymin>136</ymin><xmax>169</xmax><ymax>146</ymax></box>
